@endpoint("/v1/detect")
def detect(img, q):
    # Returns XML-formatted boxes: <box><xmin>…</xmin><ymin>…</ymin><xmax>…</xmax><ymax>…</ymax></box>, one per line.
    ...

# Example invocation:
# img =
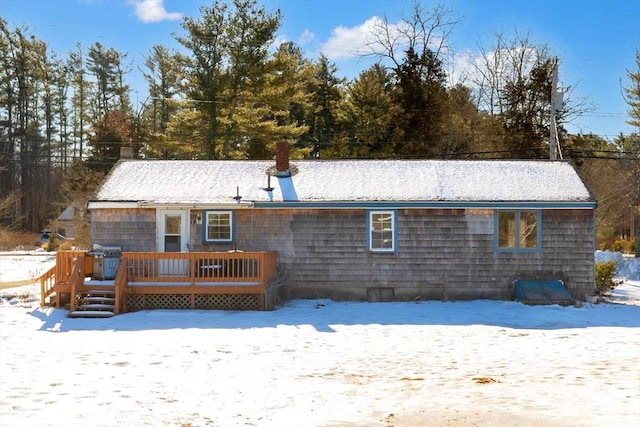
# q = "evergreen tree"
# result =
<box><xmin>68</xmin><ymin>43</ymin><xmax>91</xmax><ymax>158</ymax></box>
<box><xmin>84</xmin><ymin>43</ymin><xmax>133</xmax><ymax>168</ymax></box>
<box><xmin>391</xmin><ymin>47</ymin><xmax>448</xmax><ymax>157</ymax></box>
<box><xmin>177</xmin><ymin>0</ymin><xmax>282</xmax><ymax>159</ymax></box>
<box><xmin>623</xmin><ymin>50</ymin><xmax>640</xmax><ymax>129</ymax></box>
<box><xmin>0</xmin><ymin>21</ymin><xmax>53</xmax><ymax>230</ymax></box>
<box><xmin>499</xmin><ymin>57</ymin><xmax>554</xmax><ymax>158</ymax></box>
<box><xmin>440</xmin><ymin>84</ymin><xmax>503</xmax><ymax>158</ymax></box>
<box><xmin>341</xmin><ymin>64</ymin><xmax>395</xmax><ymax>157</ymax></box>
<box><xmin>303</xmin><ymin>53</ymin><xmax>346</xmax><ymax>157</ymax></box>
<box><xmin>246</xmin><ymin>41</ymin><xmax>310</xmax><ymax>159</ymax></box>
<box><xmin>141</xmin><ymin>45</ymin><xmax>184</xmax><ymax>135</ymax></box>
<box><xmin>621</xmin><ymin>50</ymin><xmax>640</xmax><ymax>252</ymax></box>
<box><xmin>86</xmin><ymin>42</ymin><xmax>131</xmax><ymax>118</ymax></box>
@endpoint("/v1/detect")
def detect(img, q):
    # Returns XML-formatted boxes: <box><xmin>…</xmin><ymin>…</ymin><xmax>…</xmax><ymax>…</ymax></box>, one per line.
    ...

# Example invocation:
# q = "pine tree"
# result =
<box><xmin>623</xmin><ymin>50</ymin><xmax>640</xmax><ymax>129</ymax></box>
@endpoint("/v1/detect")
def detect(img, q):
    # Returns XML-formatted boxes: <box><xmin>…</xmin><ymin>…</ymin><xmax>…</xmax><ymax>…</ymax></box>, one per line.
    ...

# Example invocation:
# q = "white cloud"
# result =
<box><xmin>130</xmin><ymin>0</ymin><xmax>182</xmax><ymax>23</ymax></box>
<box><xmin>298</xmin><ymin>29</ymin><xmax>316</xmax><ymax>47</ymax></box>
<box><xmin>320</xmin><ymin>17</ymin><xmax>383</xmax><ymax>60</ymax></box>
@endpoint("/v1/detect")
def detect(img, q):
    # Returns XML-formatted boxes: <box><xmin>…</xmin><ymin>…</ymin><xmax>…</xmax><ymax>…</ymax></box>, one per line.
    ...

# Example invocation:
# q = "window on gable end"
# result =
<box><xmin>495</xmin><ymin>209</ymin><xmax>541</xmax><ymax>252</ymax></box>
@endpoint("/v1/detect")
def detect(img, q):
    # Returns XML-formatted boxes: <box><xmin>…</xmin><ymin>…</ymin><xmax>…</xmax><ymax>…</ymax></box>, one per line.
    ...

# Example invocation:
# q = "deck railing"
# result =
<box><xmin>41</xmin><ymin>250</ymin><xmax>278</xmax><ymax>311</ymax></box>
<box><xmin>124</xmin><ymin>251</ymin><xmax>277</xmax><ymax>285</ymax></box>
<box><xmin>39</xmin><ymin>265</ymin><xmax>57</xmax><ymax>307</ymax></box>
<box><xmin>40</xmin><ymin>251</ymin><xmax>89</xmax><ymax>307</ymax></box>
<box><xmin>67</xmin><ymin>256</ymin><xmax>86</xmax><ymax>313</ymax></box>
<box><xmin>55</xmin><ymin>251</ymin><xmax>93</xmax><ymax>284</ymax></box>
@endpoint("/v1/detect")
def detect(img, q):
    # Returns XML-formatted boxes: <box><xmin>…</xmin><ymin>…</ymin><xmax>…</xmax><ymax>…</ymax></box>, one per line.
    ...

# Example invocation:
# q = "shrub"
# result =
<box><xmin>0</xmin><ymin>230</ymin><xmax>39</xmax><ymax>250</ymax></box>
<box><xmin>612</xmin><ymin>239</ymin><xmax>628</xmax><ymax>253</ymax></box>
<box><xmin>58</xmin><ymin>240</ymin><xmax>75</xmax><ymax>251</ymax></box>
<box><xmin>630</xmin><ymin>239</ymin><xmax>636</xmax><ymax>255</ymax></box>
<box><xmin>594</xmin><ymin>261</ymin><xmax>623</xmax><ymax>296</ymax></box>
<box><xmin>598</xmin><ymin>242</ymin><xmax>609</xmax><ymax>251</ymax></box>
<box><xmin>45</xmin><ymin>233</ymin><xmax>59</xmax><ymax>252</ymax></box>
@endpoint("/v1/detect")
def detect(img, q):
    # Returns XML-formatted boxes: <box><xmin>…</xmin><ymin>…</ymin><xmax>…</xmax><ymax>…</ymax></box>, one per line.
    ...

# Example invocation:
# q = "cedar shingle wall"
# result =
<box><xmin>90</xmin><ymin>208</ymin><xmax>156</xmax><ymax>251</ymax></box>
<box><xmin>91</xmin><ymin>207</ymin><xmax>595</xmax><ymax>301</ymax></box>
<box><xmin>229</xmin><ymin>208</ymin><xmax>594</xmax><ymax>301</ymax></box>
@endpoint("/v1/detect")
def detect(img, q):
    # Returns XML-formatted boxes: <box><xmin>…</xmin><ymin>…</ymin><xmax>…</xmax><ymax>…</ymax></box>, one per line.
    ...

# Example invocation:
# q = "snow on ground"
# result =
<box><xmin>0</xmin><ymin>254</ymin><xmax>639</xmax><ymax>427</ymax></box>
<box><xmin>0</xmin><ymin>251</ymin><xmax>56</xmax><ymax>287</ymax></box>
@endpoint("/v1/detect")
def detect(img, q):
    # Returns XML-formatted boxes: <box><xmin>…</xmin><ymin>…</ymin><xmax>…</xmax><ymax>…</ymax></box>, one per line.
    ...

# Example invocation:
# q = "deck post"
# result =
<box><xmin>68</xmin><ymin>257</ymin><xmax>85</xmax><ymax>313</ymax></box>
<box><xmin>190</xmin><ymin>256</ymin><xmax>196</xmax><ymax>309</ymax></box>
<box><xmin>40</xmin><ymin>275</ymin><xmax>45</xmax><ymax>307</ymax></box>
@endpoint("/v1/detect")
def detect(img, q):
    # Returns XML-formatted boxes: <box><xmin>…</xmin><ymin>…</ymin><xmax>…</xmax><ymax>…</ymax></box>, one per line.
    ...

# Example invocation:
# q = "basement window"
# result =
<box><xmin>494</xmin><ymin>209</ymin><xmax>541</xmax><ymax>252</ymax></box>
<box><xmin>203</xmin><ymin>211</ymin><xmax>234</xmax><ymax>243</ymax></box>
<box><xmin>368</xmin><ymin>210</ymin><xmax>397</xmax><ymax>253</ymax></box>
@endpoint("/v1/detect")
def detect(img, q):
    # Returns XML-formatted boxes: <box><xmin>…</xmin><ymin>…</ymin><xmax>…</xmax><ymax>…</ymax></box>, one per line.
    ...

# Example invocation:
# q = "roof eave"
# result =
<box><xmin>87</xmin><ymin>200</ymin><xmax>254</xmax><ymax>210</ymax></box>
<box><xmin>252</xmin><ymin>200</ymin><xmax>598</xmax><ymax>209</ymax></box>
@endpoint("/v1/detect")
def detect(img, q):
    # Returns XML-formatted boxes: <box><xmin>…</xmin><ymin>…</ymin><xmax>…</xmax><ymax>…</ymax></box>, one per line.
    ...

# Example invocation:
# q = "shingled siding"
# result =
<box><xmin>90</xmin><ymin>206</ymin><xmax>594</xmax><ymax>301</ymax></box>
<box><xmin>90</xmin><ymin>208</ymin><xmax>156</xmax><ymax>251</ymax></box>
<box><xmin>222</xmin><ymin>208</ymin><xmax>594</xmax><ymax>302</ymax></box>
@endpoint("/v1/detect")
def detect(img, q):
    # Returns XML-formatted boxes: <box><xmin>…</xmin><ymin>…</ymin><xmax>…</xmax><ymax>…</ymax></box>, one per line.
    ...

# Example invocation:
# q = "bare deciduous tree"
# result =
<box><xmin>362</xmin><ymin>0</ymin><xmax>462</xmax><ymax>72</ymax></box>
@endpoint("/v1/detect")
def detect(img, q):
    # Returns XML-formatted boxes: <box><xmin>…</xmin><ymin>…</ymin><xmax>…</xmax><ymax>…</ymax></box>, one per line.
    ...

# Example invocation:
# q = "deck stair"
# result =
<box><xmin>69</xmin><ymin>287</ymin><xmax>116</xmax><ymax>318</ymax></box>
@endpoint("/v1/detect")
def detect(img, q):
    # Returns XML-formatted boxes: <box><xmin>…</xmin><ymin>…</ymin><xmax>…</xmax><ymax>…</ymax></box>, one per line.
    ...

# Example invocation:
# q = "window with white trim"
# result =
<box><xmin>203</xmin><ymin>211</ymin><xmax>233</xmax><ymax>242</ymax></box>
<box><xmin>495</xmin><ymin>209</ymin><xmax>541</xmax><ymax>252</ymax></box>
<box><xmin>368</xmin><ymin>210</ymin><xmax>396</xmax><ymax>252</ymax></box>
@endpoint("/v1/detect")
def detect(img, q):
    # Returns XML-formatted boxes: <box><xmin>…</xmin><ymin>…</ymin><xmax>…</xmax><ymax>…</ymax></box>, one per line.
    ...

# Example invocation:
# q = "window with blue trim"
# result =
<box><xmin>203</xmin><ymin>211</ymin><xmax>234</xmax><ymax>243</ymax></box>
<box><xmin>368</xmin><ymin>210</ymin><xmax>396</xmax><ymax>252</ymax></box>
<box><xmin>495</xmin><ymin>210</ymin><xmax>541</xmax><ymax>252</ymax></box>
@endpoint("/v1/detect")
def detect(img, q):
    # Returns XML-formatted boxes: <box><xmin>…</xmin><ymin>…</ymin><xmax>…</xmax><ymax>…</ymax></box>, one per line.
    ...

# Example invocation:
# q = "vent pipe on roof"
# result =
<box><xmin>275</xmin><ymin>140</ymin><xmax>290</xmax><ymax>176</ymax></box>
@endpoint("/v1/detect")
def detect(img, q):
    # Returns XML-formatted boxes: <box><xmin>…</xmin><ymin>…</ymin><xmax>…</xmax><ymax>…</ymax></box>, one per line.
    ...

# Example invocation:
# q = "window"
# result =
<box><xmin>203</xmin><ymin>211</ymin><xmax>234</xmax><ymax>243</ymax></box>
<box><xmin>368</xmin><ymin>210</ymin><xmax>396</xmax><ymax>252</ymax></box>
<box><xmin>164</xmin><ymin>215</ymin><xmax>182</xmax><ymax>252</ymax></box>
<box><xmin>495</xmin><ymin>210</ymin><xmax>541</xmax><ymax>252</ymax></box>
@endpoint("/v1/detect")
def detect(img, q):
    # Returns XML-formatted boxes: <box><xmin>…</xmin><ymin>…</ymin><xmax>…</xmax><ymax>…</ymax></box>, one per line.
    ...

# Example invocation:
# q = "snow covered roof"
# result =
<box><xmin>56</xmin><ymin>205</ymin><xmax>74</xmax><ymax>221</ymax></box>
<box><xmin>88</xmin><ymin>159</ymin><xmax>595</xmax><ymax>207</ymax></box>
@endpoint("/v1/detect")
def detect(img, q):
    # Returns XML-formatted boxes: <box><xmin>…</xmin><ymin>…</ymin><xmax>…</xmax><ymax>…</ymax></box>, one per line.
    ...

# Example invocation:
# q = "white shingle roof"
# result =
<box><xmin>89</xmin><ymin>159</ymin><xmax>594</xmax><ymax>206</ymax></box>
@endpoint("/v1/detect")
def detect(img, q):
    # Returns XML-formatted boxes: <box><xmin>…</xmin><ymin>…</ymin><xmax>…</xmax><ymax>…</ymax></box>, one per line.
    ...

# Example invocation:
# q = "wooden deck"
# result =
<box><xmin>40</xmin><ymin>251</ymin><xmax>279</xmax><ymax>315</ymax></box>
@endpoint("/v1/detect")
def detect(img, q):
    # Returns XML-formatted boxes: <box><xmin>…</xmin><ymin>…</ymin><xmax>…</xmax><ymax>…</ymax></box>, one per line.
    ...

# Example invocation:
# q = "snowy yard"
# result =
<box><xmin>1</xmin><ymin>252</ymin><xmax>639</xmax><ymax>427</ymax></box>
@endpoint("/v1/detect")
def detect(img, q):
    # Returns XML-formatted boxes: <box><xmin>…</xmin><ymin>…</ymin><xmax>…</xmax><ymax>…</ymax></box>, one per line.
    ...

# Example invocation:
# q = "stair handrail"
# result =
<box><xmin>67</xmin><ymin>256</ymin><xmax>85</xmax><ymax>313</ymax></box>
<box><xmin>39</xmin><ymin>265</ymin><xmax>57</xmax><ymax>306</ymax></box>
<box><xmin>113</xmin><ymin>257</ymin><xmax>128</xmax><ymax>315</ymax></box>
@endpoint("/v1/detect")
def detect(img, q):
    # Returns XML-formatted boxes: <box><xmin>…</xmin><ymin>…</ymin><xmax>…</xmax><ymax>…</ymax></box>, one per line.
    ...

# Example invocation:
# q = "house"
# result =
<box><xmin>55</xmin><ymin>205</ymin><xmax>76</xmax><ymax>239</ymax></box>
<box><xmin>81</xmin><ymin>142</ymin><xmax>597</xmax><ymax>309</ymax></box>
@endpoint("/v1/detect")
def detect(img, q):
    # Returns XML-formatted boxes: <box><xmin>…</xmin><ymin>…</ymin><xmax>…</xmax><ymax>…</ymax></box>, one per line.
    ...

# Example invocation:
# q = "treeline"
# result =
<box><xmin>0</xmin><ymin>0</ymin><xmax>638</xmax><ymax>243</ymax></box>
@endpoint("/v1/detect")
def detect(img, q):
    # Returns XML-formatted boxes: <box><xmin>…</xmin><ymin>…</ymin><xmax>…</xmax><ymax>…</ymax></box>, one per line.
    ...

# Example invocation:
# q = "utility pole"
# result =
<box><xmin>549</xmin><ymin>57</ymin><xmax>559</xmax><ymax>160</ymax></box>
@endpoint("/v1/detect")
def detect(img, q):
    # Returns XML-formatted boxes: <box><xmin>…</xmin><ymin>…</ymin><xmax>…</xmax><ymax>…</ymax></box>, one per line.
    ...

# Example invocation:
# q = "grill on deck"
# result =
<box><xmin>89</xmin><ymin>245</ymin><xmax>122</xmax><ymax>280</ymax></box>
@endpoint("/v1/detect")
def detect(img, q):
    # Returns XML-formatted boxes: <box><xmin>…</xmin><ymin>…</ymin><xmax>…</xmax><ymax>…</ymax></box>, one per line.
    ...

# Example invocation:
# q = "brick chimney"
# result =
<box><xmin>275</xmin><ymin>140</ymin><xmax>290</xmax><ymax>176</ymax></box>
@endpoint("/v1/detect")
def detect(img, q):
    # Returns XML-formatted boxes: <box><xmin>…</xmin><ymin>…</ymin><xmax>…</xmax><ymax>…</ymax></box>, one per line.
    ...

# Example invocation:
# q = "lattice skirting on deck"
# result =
<box><xmin>125</xmin><ymin>293</ymin><xmax>262</xmax><ymax>311</ymax></box>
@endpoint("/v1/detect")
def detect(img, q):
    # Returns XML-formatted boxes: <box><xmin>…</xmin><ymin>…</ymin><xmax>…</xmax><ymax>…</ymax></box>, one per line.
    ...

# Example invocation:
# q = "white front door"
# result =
<box><xmin>158</xmin><ymin>209</ymin><xmax>188</xmax><ymax>252</ymax></box>
<box><xmin>157</xmin><ymin>210</ymin><xmax>189</xmax><ymax>277</ymax></box>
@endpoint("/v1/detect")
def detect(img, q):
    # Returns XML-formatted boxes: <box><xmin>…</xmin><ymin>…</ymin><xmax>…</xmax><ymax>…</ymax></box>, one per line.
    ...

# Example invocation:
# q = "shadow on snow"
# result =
<box><xmin>28</xmin><ymin>298</ymin><xmax>640</xmax><ymax>333</ymax></box>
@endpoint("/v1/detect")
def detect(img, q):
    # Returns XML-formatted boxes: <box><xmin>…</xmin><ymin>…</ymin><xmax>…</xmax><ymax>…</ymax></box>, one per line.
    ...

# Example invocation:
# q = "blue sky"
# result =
<box><xmin>2</xmin><ymin>0</ymin><xmax>639</xmax><ymax>139</ymax></box>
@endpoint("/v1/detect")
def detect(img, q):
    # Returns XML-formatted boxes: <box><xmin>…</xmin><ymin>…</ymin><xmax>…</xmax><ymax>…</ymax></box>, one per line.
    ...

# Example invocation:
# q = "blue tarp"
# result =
<box><xmin>513</xmin><ymin>280</ymin><xmax>575</xmax><ymax>306</ymax></box>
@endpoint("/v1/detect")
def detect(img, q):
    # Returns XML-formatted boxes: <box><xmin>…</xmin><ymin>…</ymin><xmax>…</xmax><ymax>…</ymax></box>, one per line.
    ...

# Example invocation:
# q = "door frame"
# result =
<box><xmin>156</xmin><ymin>209</ymin><xmax>189</xmax><ymax>252</ymax></box>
